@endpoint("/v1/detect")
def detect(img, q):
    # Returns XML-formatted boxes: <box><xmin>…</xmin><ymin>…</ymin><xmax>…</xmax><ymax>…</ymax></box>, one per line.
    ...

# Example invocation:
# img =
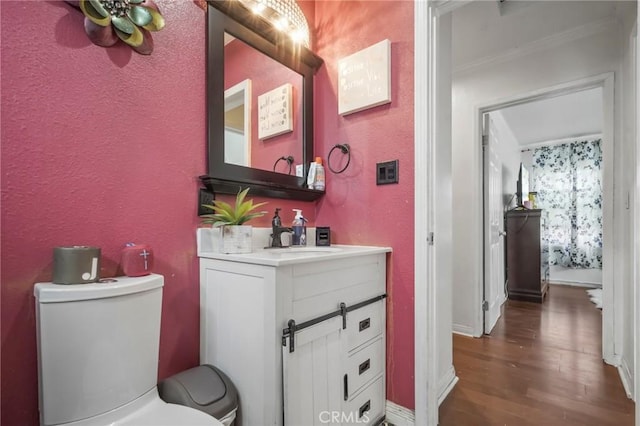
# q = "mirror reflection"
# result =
<box><xmin>224</xmin><ymin>79</ymin><xmax>251</xmax><ymax>167</ymax></box>
<box><xmin>224</xmin><ymin>33</ymin><xmax>304</xmax><ymax>175</ymax></box>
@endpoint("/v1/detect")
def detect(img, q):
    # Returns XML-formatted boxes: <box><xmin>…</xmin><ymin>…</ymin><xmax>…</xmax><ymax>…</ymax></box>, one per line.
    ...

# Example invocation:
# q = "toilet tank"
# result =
<box><xmin>34</xmin><ymin>274</ymin><xmax>164</xmax><ymax>426</ymax></box>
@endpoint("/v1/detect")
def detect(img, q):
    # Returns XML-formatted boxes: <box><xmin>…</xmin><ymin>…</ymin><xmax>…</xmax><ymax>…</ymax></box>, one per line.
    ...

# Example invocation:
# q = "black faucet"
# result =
<box><xmin>271</xmin><ymin>208</ymin><xmax>292</xmax><ymax>248</ymax></box>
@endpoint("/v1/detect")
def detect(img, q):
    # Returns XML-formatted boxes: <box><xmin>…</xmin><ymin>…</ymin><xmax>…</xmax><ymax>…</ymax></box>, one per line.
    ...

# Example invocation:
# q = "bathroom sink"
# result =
<box><xmin>266</xmin><ymin>247</ymin><xmax>343</xmax><ymax>255</ymax></box>
<box><xmin>284</xmin><ymin>247</ymin><xmax>342</xmax><ymax>253</ymax></box>
<box><xmin>197</xmin><ymin>229</ymin><xmax>391</xmax><ymax>266</ymax></box>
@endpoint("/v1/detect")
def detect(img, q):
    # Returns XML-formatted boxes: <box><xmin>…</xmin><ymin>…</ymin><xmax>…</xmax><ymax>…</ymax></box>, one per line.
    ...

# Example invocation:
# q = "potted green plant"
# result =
<box><xmin>201</xmin><ymin>188</ymin><xmax>267</xmax><ymax>254</ymax></box>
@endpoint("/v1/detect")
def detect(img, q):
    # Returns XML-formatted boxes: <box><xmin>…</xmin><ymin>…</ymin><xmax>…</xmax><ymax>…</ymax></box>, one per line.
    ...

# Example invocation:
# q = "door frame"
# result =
<box><xmin>415</xmin><ymin>0</ymin><xmax>638</xmax><ymax>424</ymax></box>
<box><xmin>414</xmin><ymin>1</ymin><xmax>466</xmax><ymax>425</ymax></box>
<box><xmin>413</xmin><ymin>2</ymin><xmax>437</xmax><ymax>425</ymax></box>
<box><xmin>633</xmin><ymin>11</ymin><xmax>639</xmax><ymax>424</ymax></box>
<box><xmin>415</xmin><ymin>0</ymin><xmax>477</xmax><ymax>423</ymax></box>
<box><xmin>474</xmin><ymin>73</ymin><xmax>615</xmax><ymax>363</ymax></box>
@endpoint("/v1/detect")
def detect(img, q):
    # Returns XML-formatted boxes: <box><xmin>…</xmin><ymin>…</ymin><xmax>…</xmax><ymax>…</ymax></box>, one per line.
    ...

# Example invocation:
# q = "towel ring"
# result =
<box><xmin>273</xmin><ymin>156</ymin><xmax>294</xmax><ymax>175</ymax></box>
<box><xmin>328</xmin><ymin>144</ymin><xmax>351</xmax><ymax>174</ymax></box>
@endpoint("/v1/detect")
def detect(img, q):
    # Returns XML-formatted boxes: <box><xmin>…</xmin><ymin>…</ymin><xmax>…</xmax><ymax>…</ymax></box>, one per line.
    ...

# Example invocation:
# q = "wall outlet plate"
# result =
<box><xmin>376</xmin><ymin>160</ymin><xmax>399</xmax><ymax>185</ymax></box>
<box><xmin>198</xmin><ymin>188</ymin><xmax>215</xmax><ymax>216</ymax></box>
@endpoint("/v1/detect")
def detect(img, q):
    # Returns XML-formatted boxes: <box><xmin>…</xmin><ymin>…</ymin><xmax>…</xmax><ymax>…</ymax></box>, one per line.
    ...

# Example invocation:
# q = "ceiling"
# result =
<box><xmin>496</xmin><ymin>87</ymin><xmax>603</xmax><ymax>147</ymax></box>
<box><xmin>452</xmin><ymin>1</ymin><xmax>633</xmax><ymax>71</ymax></box>
<box><xmin>451</xmin><ymin>1</ymin><xmax>629</xmax><ymax>147</ymax></box>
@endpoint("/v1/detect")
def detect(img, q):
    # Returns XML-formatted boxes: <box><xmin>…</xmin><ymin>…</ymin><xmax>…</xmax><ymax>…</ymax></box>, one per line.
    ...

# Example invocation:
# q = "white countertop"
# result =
<box><xmin>197</xmin><ymin>228</ymin><xmax>391</xmax><ymax>266</ymax></box>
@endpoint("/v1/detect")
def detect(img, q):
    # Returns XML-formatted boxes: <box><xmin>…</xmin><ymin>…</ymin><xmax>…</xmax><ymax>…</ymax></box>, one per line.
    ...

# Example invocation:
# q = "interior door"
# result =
<box><xmin>483</xmin><ymin>113</ymin><xmax>506</xmax><ymax>334</ymax></box>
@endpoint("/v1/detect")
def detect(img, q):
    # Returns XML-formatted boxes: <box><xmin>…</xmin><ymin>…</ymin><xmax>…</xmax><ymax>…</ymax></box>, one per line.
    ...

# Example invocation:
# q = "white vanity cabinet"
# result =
<box><xmin>282</xmin><ymin>298</ymin><xmax>386</xmax><ymax>426</ymax></box>
<box><xmin>198</xmin><ymin>245</ymin><xmax>390</xmax><ymax>426</ymax></box>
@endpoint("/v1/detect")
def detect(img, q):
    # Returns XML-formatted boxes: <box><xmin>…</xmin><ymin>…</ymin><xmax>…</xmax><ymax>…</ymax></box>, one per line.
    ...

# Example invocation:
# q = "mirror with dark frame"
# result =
<box><xmin>223</xmin><ymin>34</ymin><xmax>303</xmax><ymax>174</ymax></box>
<box><xmin>201</xmin><ymin>0</ymin><xmax>324</xmax><ymax>201</ymax></box>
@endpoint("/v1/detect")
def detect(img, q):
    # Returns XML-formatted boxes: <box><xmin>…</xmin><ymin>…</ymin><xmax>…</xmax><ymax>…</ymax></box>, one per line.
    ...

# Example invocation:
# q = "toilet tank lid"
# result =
<box><xmin>34</xmin><ymin>274</ymin><xmax>164</xmax><ymax>303</ymax></box>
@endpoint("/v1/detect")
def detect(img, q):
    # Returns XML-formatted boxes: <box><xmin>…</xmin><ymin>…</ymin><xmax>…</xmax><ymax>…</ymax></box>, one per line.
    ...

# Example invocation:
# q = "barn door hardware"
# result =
<box><xmin>282</xmin><ymin>294</ymin><xmax>387</xmax><ymax>352</ymax></box>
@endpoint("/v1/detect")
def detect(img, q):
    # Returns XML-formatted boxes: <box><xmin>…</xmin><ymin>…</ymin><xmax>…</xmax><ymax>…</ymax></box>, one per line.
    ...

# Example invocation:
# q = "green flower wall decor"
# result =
<box><xmin>66</xmin><ymin>0</ymin><xmax>165</xmax><ymax>55</ymax></box>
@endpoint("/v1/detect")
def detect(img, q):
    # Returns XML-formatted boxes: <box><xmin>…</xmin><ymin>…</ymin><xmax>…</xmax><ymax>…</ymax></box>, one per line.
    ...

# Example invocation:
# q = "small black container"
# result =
<box><xmin>316</xmin><ymin>227</ymin><xmax>331</xmax><ymax>246</ymax></box>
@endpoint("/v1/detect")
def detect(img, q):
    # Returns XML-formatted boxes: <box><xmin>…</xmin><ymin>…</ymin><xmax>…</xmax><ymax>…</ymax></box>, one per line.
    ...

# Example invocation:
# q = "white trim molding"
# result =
<box><xmin>431</xmin><ymin>0</ymin><xmax>472</xmax><ymax>16</ymax></box>
<box><xmin>452</xmin><ymin>324</ymin><xmax>475</xmax><ymax>337</ymax></box>
<box><xmin>600</xmin><ymin>73</ymin><xmax>616</xmax><ymax>366</ymax></box>
<box><xmin>383</xmin><ymin>371</ymin><xmax>458</xmax><ymax>426</ymax></box>
<box><xmin>633</xmin><ymin>10</ymin><xmax>639</xmax><ymax>426</ymax></box>
<box><xmin>414</xmin><ymin>1</ymin><xmax>438</xmax><ymax>425</ymax></box>
<box><xmin>385</xmin><ymin>400</ymin><xmax>415</xmax><ymax>426</ymax></box>
<box><xmin>438</xmin><ymin>367</ymin><xmax>459</xmax><ymax>405</ymax></box>
<box><xmin>618</xmin><ymin>357</ymin><xmax>634</xmax><ymax>400</ymax></box>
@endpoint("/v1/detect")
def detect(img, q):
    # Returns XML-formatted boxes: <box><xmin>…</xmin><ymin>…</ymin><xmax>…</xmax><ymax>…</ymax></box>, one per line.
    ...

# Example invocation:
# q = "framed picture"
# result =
<box><xmin>338</xmin><ymin>39</ymin><xmax>391</xmax><ymax>116</ymax></box>
<box><xmin>258</xmin><ymin>83</ymin><xmax>293</xmax><ymax>139</ymax></box>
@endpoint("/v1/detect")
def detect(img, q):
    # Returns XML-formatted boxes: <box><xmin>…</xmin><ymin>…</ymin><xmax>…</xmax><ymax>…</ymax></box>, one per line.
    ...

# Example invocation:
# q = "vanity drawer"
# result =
<box><xmin>345</xmin><ymin>300</ymin><xmax>384</xmax><ymax>352</ymax></box>
<box><xmin>290</xmin><ymin>255</ymin><xmax>386</xmax><ymax>323</ymax></box>
<box><xmin>344</xmin><ymin>374</ymin><xmax>385</xmax><ymax>425</ymax></box>
<box><xmin>345</xmin><ymin>338</ymin><xmax>384</xmax><ymax>396</ymax></box>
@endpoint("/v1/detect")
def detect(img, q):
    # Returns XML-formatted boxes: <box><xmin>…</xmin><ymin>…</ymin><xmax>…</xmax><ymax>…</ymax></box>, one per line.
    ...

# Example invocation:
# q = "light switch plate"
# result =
<box><xmin>376</xmin><ymin>160</ymin><xmax>399</xmax><ymax>185</ymax></box>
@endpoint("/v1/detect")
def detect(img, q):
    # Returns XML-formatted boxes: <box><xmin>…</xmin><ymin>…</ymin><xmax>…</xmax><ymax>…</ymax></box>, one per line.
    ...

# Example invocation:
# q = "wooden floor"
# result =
<box><xmin>439</xmin><ymin>285</ymin><xmax>635</xmax><ymax>426</ymax></box>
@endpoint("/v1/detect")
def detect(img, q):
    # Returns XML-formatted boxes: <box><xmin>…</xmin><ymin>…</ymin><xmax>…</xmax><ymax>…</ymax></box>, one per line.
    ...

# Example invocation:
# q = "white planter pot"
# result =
<box><xmin>219</xmin><ymin>225</ymin><xmax>253</xmax><ymax>254</ymax></box>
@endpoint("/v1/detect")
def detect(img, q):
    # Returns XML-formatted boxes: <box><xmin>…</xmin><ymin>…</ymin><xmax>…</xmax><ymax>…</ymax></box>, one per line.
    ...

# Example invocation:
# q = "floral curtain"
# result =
<box><xmin>531</xmin><ymin>139</ymin><xmax>602</xmax><ymax>268</ymax></box>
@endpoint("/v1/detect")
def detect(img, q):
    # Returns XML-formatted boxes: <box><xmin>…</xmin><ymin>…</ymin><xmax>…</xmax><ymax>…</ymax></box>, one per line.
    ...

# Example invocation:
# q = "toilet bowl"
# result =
<box><xmin>34</xmin><ymin>274</ymin><xmax>222</xmax><ymax>426</ymax></box>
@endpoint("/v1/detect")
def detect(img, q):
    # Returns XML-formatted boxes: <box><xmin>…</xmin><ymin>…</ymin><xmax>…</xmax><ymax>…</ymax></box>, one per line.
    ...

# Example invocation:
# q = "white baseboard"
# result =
<box><xmin>383</xmin><ymin>370</ymin><xmax>458</xmax><ymax>425</ymax></box>
<box><xmin>438</xmin><ymin>366</ymin><xmax>459</xmax><ymax>405</ymax></box>
<box><xmin>548</xmin><ymin>280</ymin><xmax>601</xmax><ymax>289</ymax></box>
<box><xmin>499</xmin><ymin>292</ymin><xmax>507</xmax><ymax>306</ymax></box>
<box><xmin>604</xmin><ymin>352</ymin><xmax>622</xmax><ymax>367</ymax></box>
<box><xmin>452</xmin><ymin>324</ymin><xmax>474</xmax><ymax>337</ymax></box>
<box><xmin>385</xmin><ymin>400</ymin><xmax>414</xmax><ymax>426</ymax></box>
<box><xmin>618</xmin><ymin>356</ymin><xmax>635</xmax><ymax>400</ymax></box>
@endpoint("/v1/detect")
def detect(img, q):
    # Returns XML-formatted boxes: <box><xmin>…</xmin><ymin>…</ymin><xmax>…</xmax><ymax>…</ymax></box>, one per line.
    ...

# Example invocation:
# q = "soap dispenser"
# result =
<box><xmin>272</xmin><ymin>208</ymin><xmax>282</xmax><ymax>228</ymax></box>
<box><xmin>291</xmin><ymin>209</ymin><xmax>307</xmax><ymax>246</ymax></box>
<box><xmin>270</xmin><ymin>208</ymin><xmax>286</xmax><ymax>248</ymax></box>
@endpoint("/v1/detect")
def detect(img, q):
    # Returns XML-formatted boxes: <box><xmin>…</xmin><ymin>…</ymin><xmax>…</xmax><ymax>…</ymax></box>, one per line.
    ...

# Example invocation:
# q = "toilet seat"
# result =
<box><xmin>60</xmin><ymin>389</ymin><xmax>223</xmax><ymax>426</ymax></box>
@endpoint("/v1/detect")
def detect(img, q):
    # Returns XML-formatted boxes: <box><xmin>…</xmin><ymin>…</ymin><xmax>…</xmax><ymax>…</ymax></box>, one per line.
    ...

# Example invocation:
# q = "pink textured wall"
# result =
<box><xmin>313</xmin><ymin>0</ymin><xmax>415</xmax><ymax>409</ymax></box>
<box><xmin>0</xmin><ymin>2</ymin><xmax>204</xmax><ymax>424</ymax></box>
<box><xmin>0</xmin><ymin>3</ymin><xmax>315</xmax><ymax>422</ymax></box>
<box><xmin>1</xmin><ymin>1</ymin><xmax>414</xmax><ymax>424</ymax></box>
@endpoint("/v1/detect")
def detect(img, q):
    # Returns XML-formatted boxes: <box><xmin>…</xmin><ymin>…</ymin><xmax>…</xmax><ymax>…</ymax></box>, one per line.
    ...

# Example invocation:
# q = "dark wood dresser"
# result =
<box><xmin>505</xmin><ymin>209</ymin><xmax>549</xmax><ymax>303</ymax></box>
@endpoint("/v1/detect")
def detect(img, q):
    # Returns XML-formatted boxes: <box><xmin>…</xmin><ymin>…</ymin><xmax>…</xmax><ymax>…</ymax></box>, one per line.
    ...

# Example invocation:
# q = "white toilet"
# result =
<box><xmin>34</xmin><ymin>274</ymin><xmax>223</xmax><ymax>426</ymax></box>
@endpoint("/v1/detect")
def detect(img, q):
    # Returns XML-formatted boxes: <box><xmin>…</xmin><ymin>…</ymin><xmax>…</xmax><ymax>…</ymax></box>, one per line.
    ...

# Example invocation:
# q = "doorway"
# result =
<box><xmin>480</xmin><ymin>81</ymin><xmax>611</xmax><ymax>342</ymax></box>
